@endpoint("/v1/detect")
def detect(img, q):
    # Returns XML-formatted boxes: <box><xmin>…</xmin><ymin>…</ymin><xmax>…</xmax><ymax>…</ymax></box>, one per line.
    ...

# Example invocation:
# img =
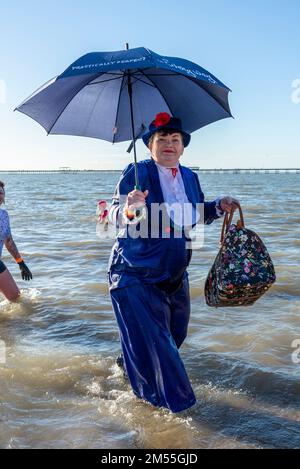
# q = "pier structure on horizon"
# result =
<box><xmin>0</xmin><ymin>168</ymin><xmax>299</xmax><ymax>174</ymax></box>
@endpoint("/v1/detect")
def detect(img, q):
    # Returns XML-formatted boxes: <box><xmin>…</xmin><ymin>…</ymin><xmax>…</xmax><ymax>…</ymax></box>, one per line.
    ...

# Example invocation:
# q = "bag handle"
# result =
<box><xmin>220</xmin><ymin>201</ymin><xmax>245</xmax><ymax>245</ymax></box>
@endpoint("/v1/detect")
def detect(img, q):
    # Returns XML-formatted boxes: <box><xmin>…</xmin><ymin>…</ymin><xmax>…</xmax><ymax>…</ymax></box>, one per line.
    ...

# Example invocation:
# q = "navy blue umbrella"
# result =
<box><xmin>15</xmin><ymin>45</ymin><xmax>232</xmax><ymax>188</ymax></box>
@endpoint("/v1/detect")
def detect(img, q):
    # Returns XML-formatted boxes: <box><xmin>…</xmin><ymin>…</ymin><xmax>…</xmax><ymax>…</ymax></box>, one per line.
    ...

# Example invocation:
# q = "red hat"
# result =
<box><xmin>142</xmin><ymin>112</ymin><xmax>191</xmax><ymax>147</ymax></box>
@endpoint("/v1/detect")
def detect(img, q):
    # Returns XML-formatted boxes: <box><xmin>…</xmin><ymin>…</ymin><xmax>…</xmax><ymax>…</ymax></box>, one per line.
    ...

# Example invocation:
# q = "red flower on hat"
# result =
<box><xmin>154</xmin><ymin>112</ymin><xmax>171</xmax><ymax>128</ymax></box>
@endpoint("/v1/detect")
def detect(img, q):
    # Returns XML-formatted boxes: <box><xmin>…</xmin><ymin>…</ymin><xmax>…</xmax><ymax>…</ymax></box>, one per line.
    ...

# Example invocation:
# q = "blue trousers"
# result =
<box><xmin>109</xmin><ymin>271</ymin><xmax>196</xmax><ymax>413</ymax></box>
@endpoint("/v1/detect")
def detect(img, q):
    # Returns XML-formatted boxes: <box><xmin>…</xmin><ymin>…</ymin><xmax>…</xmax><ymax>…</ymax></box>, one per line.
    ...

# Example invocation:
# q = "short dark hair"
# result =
<box><xmin>0</xmin><ymin>181</ymin><xmax>5</xmax><ymax>188</ymax></box>
<box><xmin>148</xmin><ymin>129</ymin><xmax>183</xmax><ymax>146</ymax></box>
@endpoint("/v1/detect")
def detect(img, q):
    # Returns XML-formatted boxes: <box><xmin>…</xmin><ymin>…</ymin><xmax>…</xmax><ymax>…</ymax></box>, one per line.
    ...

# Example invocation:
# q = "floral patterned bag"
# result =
<box><xmin>205</xmin><ymin>203</ymin><xmax>276</xmax><ymax>307</ymax></box>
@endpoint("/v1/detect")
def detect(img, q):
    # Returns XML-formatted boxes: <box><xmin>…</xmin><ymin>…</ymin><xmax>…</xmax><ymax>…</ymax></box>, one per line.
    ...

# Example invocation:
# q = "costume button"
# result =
<box><xmin>111</xmin><ymin>274</ymin><xmax>120</xmax><ymax>283</ymax></box>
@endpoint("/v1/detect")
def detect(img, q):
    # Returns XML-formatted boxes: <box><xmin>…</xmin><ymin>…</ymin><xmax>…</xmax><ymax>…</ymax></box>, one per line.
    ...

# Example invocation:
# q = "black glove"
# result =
<box><xmin>18</xmin><ymin>261</ymin><xmax>33</xmax><ymax>281</ymax></box>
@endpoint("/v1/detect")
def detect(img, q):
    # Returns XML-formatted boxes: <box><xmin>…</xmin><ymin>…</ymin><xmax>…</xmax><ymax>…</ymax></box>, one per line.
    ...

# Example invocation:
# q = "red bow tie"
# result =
<box><xmin>170</xmin><ymin>167</ymin><xmax>178</xmax><ymax>178</ymax></box>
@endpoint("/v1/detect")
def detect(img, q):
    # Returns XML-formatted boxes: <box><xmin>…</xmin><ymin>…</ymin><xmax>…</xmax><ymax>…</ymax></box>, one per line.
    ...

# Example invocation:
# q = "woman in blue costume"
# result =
<box><xmin>108</xmin><ymin>113</ymin><xmax>239</xmax><ymax>413</ymax></box>
<box><xmin>0</xmin><ymin>180</ymin><xmax>32</xmax><ymax>301</ymax></box>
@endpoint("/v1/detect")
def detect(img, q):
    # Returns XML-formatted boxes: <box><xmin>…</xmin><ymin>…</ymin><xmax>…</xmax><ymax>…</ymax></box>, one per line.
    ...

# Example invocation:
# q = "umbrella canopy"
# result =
<box><xmin>16</xmin><ymin>46</ymin><xmax>232</xmax><ymax>189</ymax></box>
<box><xmin>15</xmin><ymin>46</ymin><xmax>232</xmax><ymax>143</ymax></box>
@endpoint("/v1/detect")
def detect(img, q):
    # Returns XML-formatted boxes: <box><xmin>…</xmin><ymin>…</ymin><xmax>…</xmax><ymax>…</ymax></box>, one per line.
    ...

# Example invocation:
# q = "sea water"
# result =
<box><xmin>0</xmin><ymin>171</ymin><xmax>299</xmax><ymax>449</ymax></box>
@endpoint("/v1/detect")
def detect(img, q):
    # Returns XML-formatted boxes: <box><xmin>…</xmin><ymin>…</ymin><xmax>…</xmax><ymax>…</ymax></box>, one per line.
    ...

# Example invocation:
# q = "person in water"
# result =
<box><xmin>107</xmin><ymin>113</ymin><xmax>239</xmax><ymax>413</ymax></box>
<box><xmin>0</xmin><ymin>180</ymin><xmax>32</xmax><ymax>301</ymax></box>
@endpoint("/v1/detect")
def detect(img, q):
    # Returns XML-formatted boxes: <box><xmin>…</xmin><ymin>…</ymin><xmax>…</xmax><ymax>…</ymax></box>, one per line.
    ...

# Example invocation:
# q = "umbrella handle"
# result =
<box><xmin>127</xmin><ymin>182</ymin><xmax>146</xmax><ymax>223</ymax></box>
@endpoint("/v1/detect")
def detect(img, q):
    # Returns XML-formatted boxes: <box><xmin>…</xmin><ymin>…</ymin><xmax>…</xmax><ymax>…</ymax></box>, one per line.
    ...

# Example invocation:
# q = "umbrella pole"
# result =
<box><xmin>125</xmin><ymin>45</ymin><xmax>140</xmax><ymax>190</ymax></box>
<box><xmin>127</xmin><ymin>72</ymin><xmax>140</xmax><ymax>190</ymax></box>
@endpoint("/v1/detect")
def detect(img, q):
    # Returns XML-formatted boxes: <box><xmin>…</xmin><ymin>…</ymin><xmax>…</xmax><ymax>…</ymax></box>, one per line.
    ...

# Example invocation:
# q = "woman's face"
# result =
<box><xmin>0</xmin><ymin>187</ymin><xmax>4</xmax><ymax>205</ymax></box>
<box><xmin>149</xmin><ymin>132</ymin><xmax>184</xmax><ymax>167</ymax></box>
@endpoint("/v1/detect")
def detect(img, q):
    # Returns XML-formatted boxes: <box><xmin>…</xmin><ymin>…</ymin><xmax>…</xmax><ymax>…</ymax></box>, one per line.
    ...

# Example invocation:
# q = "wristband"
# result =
<box><xmin>16</xmin><ymin>257</ymin><xmax>24</xmax><ymax>264</ymax></box>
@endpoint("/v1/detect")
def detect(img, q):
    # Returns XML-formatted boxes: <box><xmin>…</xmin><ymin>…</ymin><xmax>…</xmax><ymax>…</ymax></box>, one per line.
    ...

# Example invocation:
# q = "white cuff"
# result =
<box><xmin>215</xmin><ymin>196</ymin><xmax>225</xmax><ymax>218</ymax></box>
<box><xmin>121</xmin><ymin>205</ymin><xmax>147</xmax><ymax>225</ymax></box>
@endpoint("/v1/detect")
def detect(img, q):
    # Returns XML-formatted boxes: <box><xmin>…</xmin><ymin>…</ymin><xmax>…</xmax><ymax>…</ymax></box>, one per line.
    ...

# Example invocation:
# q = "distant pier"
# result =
<box><xmin>189</xmin><ymin>168</ymin><xmax>300</xmax><ymax>174</ymax></box>
<box><xmin>0</xmin><ymin>168</ymin><xmax>299</xmax><ymax>174</ymax></box>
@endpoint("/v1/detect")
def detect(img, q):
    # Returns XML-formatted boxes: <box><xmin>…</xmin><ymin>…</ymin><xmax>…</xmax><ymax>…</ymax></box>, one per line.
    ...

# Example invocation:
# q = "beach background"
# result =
<box><xmin>0</xmin><ymin>170</ymin><xmax>299</xmax><ymax>449</ymax></box>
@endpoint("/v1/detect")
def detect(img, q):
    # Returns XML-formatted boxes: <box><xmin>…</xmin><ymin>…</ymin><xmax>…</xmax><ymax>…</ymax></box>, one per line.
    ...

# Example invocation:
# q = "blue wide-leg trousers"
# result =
<box><xmin>109</xmin><ymin>272</ymin><xmax>196</xmax><ymax>413</ymax></box>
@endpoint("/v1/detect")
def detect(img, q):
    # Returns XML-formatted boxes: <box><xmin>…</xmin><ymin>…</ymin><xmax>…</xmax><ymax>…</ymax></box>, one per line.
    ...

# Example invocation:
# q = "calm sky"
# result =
<box><xmin>0</xmin><ymin>0</ymin><xmax>299</xmax><ymax>170</ymax></box>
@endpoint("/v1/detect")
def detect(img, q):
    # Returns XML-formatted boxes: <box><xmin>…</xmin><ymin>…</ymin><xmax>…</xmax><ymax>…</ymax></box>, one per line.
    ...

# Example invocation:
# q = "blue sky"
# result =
<box><xmin>0</xmin><ymin>0</ymin><xmax>299</xmax><ymax>169</ymax></box>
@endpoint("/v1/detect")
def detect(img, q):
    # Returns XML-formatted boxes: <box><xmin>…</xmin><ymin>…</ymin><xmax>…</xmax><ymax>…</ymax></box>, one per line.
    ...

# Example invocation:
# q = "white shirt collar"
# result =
<box><xmin>154</xmin><ymin>160</ymin><xmax>179</xmax><ymax>174</ymax></box>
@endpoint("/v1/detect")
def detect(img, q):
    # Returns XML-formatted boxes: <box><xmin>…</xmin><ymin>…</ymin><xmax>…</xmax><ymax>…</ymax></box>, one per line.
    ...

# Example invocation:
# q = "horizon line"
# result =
<box><xmin>0</xmin><ymin>168</ymin><xmax>300</xmax><ymax>173</ymax></box>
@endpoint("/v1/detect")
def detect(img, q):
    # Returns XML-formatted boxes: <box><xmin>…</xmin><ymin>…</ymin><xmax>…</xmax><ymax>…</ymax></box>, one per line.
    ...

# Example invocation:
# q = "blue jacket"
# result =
<box><xmin>108</xmin><ymin>158</ymin><xmax>220</xmax><ymax>283</ymax></box>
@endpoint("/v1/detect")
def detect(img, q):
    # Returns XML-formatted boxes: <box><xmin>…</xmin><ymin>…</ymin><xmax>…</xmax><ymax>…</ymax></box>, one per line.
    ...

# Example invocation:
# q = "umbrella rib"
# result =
<box><xmin>112</xmin><ymin>73</ymin><xmax>125</xmax><ymax>145</ymax></box>
<box><xmin>14</xmin><ymin>76</ymin><xmax>58</xmax><ymax>111</ymax></box>
<box><xmin>139</xmin><ymin>68</ymin><xmax>231</xmax><ymax>117</ymax></box>
<box><xmin>138</xmin><ymin>69</ymin><xmax>175</xmax><ymax>116</ymax></box>
<box><xmin>141</xmin><ymin>69</ymin><xmax>231</xmax><ymax>117</ymax></box>
<box><xmin>133</xmin><ymin>72</ymin><xmax>182</xmax><ymax>77</ymax></box>
<box><xmin>120</xmin><ymin>74</ymin><xmax>129</xmax><ymax>93</ymax></box>
<box><xmin>46</xmin><ymin>73</ymin><xmax>105</xmax><ymax>135</ymax></box>
<box><xmin>87</xmin><ymin>76</ymin><xmax>124</xmax><ymax>86</ymax></box>
<box><xmin>130</xmin><ymin>76</ymin><xmax>156</xmax><ymax>88</ymax></box>
<box><xmin>187</xmin><ymin>75</ymin><xmax>232</xmax><ymax>116</ymax></box>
